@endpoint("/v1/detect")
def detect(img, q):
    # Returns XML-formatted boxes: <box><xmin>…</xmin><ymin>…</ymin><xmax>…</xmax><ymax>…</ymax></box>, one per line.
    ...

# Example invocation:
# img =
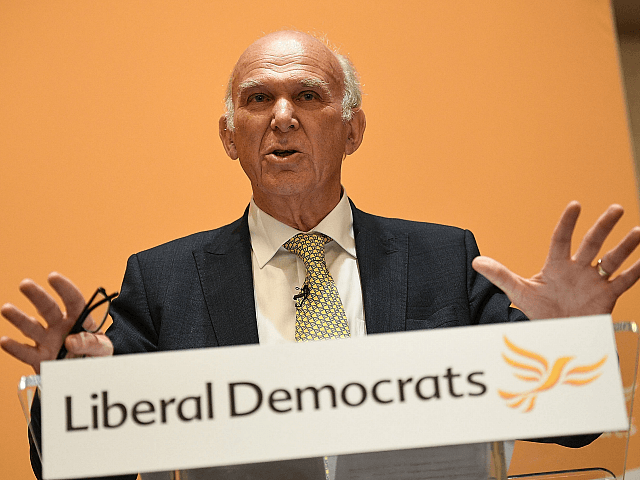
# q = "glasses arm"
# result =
<box><xmin>55</xmin><ymin>288</ymin><xmax>118</xmax><ymax>360</ymax></box>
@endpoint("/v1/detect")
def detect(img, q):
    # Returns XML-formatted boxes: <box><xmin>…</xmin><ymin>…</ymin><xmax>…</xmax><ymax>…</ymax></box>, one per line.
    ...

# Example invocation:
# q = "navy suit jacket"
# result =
<box><xmin>107</xmin><ymin>203</ymin><xmax>524</xmax><ymax>355</ymax></box>
<box><xmin>30</xmin><ymin>204</ymin><xmax>595</xmax><ymax>480</ymax></box>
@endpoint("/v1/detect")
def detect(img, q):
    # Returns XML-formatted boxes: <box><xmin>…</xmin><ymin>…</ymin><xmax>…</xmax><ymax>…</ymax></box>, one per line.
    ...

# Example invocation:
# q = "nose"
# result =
<box><xmin>270</xmin><ymin>97</ymin><xmax>299</xmax><ymax>132</ymax></box>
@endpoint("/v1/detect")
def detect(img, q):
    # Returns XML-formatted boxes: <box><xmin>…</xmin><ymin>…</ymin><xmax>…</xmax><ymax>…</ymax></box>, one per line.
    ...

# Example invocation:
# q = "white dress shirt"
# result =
<box><xmin>233</xmin><ymin>197</ymin><xmax>515</xmax><ymax>478</ymax></box>
<box><xmin>248</xmin><ymin>193</ymin><xmax>366</xmax><ymax>343</ymax></box>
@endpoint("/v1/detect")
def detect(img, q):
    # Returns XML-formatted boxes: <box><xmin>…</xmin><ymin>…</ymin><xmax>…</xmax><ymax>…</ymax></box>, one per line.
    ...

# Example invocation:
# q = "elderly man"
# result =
<box><xmin>3</xmin><ymin>30</ymin><xmax>640</xmax><ymax>480</ymax></box>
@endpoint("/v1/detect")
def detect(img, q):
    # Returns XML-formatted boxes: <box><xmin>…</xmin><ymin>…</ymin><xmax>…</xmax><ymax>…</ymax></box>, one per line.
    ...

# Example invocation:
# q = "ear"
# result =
<box><xmin>344</xmin><ymin>108</ymin><xmax>366</xmax><ymax>156</ymax></box>
<box><xmin>219</xmin><ymin>115</ymin><xmax>238</xmax><ymax>160</ymax></box>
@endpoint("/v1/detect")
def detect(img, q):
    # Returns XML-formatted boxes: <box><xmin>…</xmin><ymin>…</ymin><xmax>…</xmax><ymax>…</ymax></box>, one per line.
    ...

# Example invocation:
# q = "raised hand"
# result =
<box><xmin>472</xmin><ymin>202</ymin><xmax>640</xmax><ymax>320</ymax></box>
<box><xmin>1</xmin><ymin>272</ymin><xmax>113</xmax><ymax>374</ymax></box>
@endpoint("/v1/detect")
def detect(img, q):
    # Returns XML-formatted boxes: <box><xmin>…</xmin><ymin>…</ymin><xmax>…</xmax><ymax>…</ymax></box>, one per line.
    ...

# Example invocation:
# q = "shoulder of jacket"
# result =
<box><xmin>132</xmin><ymin>215</ymin><xmax>246</xmax><ymax>260</ymax></box>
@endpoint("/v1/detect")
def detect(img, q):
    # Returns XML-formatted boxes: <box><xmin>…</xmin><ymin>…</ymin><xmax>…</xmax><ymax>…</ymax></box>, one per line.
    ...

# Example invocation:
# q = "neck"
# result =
<box><xmin>253</xmin><ymin>187</ymin><xmax>342</xmax><ymax>231</ymax></box>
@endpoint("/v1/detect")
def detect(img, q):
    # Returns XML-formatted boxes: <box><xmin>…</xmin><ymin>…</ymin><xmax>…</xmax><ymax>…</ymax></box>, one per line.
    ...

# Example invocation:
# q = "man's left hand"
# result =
<box><xmin>472</xmin><ymin>201</ymin><xmax>640</xmax><ymax>320</ymax></box>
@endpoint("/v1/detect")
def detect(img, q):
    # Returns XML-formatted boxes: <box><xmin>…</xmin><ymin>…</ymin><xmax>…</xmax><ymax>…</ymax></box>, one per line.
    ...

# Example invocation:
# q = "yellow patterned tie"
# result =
<box><xmin>284</xmin><ymin>232</ymin><xmax>350</xmax><ymax>342</ymax></box>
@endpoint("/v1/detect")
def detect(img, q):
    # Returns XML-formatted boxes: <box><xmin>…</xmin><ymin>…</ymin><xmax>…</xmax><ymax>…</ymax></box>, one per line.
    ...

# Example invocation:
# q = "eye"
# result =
<box><xmin>298</xmin><ymin>91</ymin><xmax>319</xmax><ymax>101</ymax></box>
<box><xmin>248</xmin><ymin>93</ymin><xmax>268</xmax><ymax>103</ymax></box>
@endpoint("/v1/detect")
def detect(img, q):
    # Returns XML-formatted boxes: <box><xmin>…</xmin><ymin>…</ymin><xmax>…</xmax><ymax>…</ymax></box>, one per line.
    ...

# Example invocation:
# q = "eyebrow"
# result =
<box><xmin>238</xmin><ymin>79</ymin><xmax>263</xmax><ymax>93</ymax></box>
<box><xmin>237</xmin><ymin>78</ymin><xmax>331</xmax><ymax>97</ymax></box>
<box><xmin>300</xmin><ymin>78</ymin><xmax>330</xmax><ymax>93</ymax></box>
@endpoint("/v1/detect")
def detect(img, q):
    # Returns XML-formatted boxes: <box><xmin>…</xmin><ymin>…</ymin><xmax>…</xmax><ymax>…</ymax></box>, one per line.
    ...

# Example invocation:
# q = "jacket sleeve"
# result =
<box><xmin>29</xmin><ymin>394</ymin><xmax>138</xmax><ymax>480</ymax></box>
<box><xmin>107</xmin><ymin>253</ymin><xmax>160</xmax><ymax>355</ymax></box>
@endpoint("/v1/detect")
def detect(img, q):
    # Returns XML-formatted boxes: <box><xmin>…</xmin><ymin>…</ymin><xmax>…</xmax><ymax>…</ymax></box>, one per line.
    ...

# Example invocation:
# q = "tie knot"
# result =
<box><xmin>284</xmin><ymin>232</ymin><xmax>332</xmax><ymax>263</ymax></box>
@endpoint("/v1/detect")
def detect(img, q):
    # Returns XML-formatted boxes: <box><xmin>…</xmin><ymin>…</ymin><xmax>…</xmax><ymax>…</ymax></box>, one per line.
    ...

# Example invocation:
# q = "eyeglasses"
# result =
<box><xmin>56</xmin><ymin>287</ymin><xmax>118</xmax><ymax>360</ymax></box>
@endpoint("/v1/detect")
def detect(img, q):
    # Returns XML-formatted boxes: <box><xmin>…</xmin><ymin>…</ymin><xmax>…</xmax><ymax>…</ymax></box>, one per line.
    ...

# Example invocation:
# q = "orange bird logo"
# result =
<box><xmin>498</xmin><ymin>336</ymin><xmax>607</xmax><ymax>412</ymax></box>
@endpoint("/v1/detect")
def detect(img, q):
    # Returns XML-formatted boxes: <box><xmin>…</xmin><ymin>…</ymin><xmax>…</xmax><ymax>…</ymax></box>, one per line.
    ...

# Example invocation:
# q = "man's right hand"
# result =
<box><xmin>0</xmin><ymin>272</ymin><xmax>113</xmax><ymax>374</ymax></box>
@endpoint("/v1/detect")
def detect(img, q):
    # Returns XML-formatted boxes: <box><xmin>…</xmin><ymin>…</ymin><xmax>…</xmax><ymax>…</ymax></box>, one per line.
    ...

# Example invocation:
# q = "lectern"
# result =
<box><xmin>18</xmin><ymin>316</ymin><xmax>636</xmax><ymax>480</ymax></box>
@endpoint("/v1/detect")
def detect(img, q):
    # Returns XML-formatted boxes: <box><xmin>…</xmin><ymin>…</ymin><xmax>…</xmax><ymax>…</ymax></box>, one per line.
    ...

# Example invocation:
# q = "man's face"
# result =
<box><xmin>220</xmin><ymin>32</ymin><xmax>364</xmax><ymax>209</ymax></box>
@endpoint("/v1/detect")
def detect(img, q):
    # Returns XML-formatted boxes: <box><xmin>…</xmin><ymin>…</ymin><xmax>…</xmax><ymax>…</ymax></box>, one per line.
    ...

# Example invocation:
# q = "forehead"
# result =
<box><xmin>233</xmin><ymin>34</ymin><xmax>343</xmax><ymax>94</ymax></box>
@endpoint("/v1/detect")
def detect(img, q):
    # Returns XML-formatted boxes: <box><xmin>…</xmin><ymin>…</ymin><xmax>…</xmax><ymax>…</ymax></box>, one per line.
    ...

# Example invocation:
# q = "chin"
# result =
<box><xmin>259</xmin><ymin>174</ymin><xmax>316</xmax><ymax>197</ymax></box>
<box><xmin>263</xmin><ymin>183</ymin><xmax>310</xmax><ymax>197</ymax></box>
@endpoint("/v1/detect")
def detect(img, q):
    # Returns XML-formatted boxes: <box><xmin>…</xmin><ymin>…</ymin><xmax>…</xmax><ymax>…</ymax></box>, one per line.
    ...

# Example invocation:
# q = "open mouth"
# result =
<box><xmin>271</xmin><ymin>149</ymin><xmax>299</xmax><ymax>157</ymax></box>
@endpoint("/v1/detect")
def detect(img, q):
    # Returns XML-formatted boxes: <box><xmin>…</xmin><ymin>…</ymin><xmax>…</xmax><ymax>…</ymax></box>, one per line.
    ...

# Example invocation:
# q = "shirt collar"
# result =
<box><xmin>248</xmin><ymin>193</ymin><xmax>356</xmax><ymax>268</ymax></box>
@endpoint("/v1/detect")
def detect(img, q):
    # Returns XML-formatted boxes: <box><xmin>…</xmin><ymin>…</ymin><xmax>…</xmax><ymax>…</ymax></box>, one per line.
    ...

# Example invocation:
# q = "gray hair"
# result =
<box><xmin>223</xmin><ymin>50</ymin><xmax>362</xmax><ymax>131</ymax></box>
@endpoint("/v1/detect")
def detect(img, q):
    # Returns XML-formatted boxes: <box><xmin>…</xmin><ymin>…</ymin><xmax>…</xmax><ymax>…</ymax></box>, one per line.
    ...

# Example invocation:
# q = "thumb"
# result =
<box><xmin>472</xmin><ymin>256</ymin><xmax>520</xmax><ymax>298</ymax></box>
<box><xmin>65</xmin><ymin>332</ymin><xmax>114</xmax><ymax>357</ymax></box>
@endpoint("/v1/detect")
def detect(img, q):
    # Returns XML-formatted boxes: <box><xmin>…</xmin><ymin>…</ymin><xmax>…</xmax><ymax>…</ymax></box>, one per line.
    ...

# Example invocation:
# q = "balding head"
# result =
<box><xmin>217</xmin><ymin>29</ymin><xmax>366</xmax><ymax>229</ymax></box>
<box><xmin>224</xmin><ymin>31</ymin><xmax>362</xmax><ymax>131</ymax></box>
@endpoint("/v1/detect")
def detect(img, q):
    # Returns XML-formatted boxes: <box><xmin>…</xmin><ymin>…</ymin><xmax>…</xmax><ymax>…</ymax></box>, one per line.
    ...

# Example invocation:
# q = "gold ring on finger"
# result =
<box><xmin>596</xmin><ymin>259</ymin><xmax>610</xmax><ymax>279</ymax></box>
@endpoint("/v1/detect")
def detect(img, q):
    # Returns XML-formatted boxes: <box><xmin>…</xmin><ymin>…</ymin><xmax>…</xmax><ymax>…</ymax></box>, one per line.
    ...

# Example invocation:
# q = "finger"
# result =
<box><xmin>0</xmin><ymin>303</ymin><xmax>47</xmax><ymax>344</ymax></box>
<box><xmin>65</xmin><ymin>332</ymin><xmax>114</xmax><ymax>357</ymax></box>
<box><xmin>81</xmin><ymin>314</ymin><xmax>100</xmax><ymax>332</ymax></box>
<box><xmin>472</xmin><ymin>256</ymin><xmax>521</xmax><ymax>299</ymax></box>
<box><xmin>48</xmin><ymin>272</ymin><xmax>86</xmax><ymax>323</ymax></box>
<box><xmin>547</xmin><ymin>202</ymin><xmax>581</xmax><ymax>261</ymax></box>
<box><xmin>573</xmin><ymin>204</ymin><xmax>624</xmax><ymax>265</ymax></box>
<box><xmin>19</xmin><ymin>279</ymin><xmax>64</xmax><ymax>327</ymax></box>
<box><xmin>82</xmin><ymin>311</ymin><xmax>109</xmax><ymax>333</ymax></box>
<box><xmin>610</xmin><ymin>258</ymin><xmax>640</xmax><ymax>297</ymax></box>
<box><xmin>598</xmin><ymin>226</ymin><xmax>640</xmax><ymax>275</ymax></box>
<box><xmin>0</xmin><ymin>337</ymin><xmax>42</xmax><ymax>374</ymax></box>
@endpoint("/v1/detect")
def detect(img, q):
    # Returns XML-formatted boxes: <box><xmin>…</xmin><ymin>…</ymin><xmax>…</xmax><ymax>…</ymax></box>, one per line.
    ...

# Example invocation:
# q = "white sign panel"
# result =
<box><xmin>41</xmin><ymin>315</ymin><xmax>627</xmax><ymax>479</ymax></box>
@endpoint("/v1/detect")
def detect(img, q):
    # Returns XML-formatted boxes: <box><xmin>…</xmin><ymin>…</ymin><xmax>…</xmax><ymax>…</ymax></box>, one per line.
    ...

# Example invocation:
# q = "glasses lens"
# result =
<box><xmin>83</xmin><ymin>291</ymin><xmax>112</xmax><ymax>333</ymax></box>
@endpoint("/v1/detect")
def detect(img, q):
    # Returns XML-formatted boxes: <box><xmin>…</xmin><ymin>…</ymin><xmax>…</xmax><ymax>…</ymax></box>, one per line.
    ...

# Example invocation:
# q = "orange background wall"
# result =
<box><xmin>1</xmin><ymin>1</ymin><xmax>638</xmax><ymax>478</ymax></box>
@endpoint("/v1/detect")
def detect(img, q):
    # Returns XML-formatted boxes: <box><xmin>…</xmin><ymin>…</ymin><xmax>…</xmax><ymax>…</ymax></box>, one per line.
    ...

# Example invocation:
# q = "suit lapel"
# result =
<box><xmin>352</xmin><ymin>204</ymin><xmax>408</xmax><ymax>334</ymax></box>
<box><xmin>191</xmin><ymin>203</ymin><xmax>408</xmax><ymax>344</ymax></box>
<box><xmin>192</xmin><ymin>211</ymin><xmax>260</xmax><ymax>347</ymax></box>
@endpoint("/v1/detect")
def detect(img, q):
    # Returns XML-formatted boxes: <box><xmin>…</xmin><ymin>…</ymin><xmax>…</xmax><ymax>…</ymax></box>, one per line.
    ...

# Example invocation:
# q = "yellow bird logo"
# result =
<box><xmin>498</xmin><ymin>336</ymin><xmax>607</xmax><ymax>412</ymax></box>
